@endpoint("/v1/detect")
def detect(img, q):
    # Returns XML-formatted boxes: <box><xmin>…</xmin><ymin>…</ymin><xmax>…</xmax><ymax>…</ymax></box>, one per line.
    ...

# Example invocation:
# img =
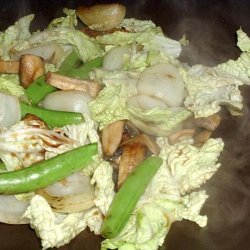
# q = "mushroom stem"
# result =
<box><xmin>193</xmin><ymin>130</ymin><xmax>213</xmax><ymax>147</ymax></box>
<box><xmin>0</xmin><ymin>60</ymin><xmax>20</xmax><ymax>74</ymax></box>
<box><xmin>168</xmin><ymin>129</ymin><xmax>196</xmax><ymax>145</ymax></box>
<box><xmin>46</xmin><ymin>72</ymin><xmax>102</xmax><ymax>97</ymax></box>
<box><xmin>194</xmin><ymin>114</ymin><xmax>221</xmax><ymax>131</ymax></box>
<box><xmin>19</xmin><ymin>55</ymin><xmax>45</xmax><ymax>88</ymax></box>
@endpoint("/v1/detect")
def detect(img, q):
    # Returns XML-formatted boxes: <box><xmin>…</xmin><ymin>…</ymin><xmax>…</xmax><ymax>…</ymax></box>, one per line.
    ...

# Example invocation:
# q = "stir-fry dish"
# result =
<box><xmin>0</xmin><ymin>3</ymin><xmax>249</xmax><ymax>250</ymax></box>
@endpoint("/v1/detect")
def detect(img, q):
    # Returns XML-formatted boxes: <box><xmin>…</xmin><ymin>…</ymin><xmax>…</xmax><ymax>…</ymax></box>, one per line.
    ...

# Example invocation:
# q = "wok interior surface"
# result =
<box><xmin>0</xmin><ymin>0</ymin><xmax>250</xmax><ymax>249</ymax></box>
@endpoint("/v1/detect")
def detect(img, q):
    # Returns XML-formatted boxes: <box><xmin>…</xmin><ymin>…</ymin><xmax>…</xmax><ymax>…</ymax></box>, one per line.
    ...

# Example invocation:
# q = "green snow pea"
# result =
<box><xmin>101</xmin><ymin>156</ymin><xmax>163</xmax><ymax>238</ymax></box>
<box><xmin>0</xmin><ymin>143</ymin><xmax>98</xmax><ymax>194</ymax></box>
<box><xmin>20</xmin><ymin>102</ymin><xmax>84</xmax><ymax>128</ymax></box>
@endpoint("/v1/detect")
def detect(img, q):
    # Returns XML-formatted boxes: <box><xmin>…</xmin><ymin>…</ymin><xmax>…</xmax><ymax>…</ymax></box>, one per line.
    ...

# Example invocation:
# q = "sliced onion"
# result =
<box><xmin>40</xmin><ymin>172</ymin><xmax>95</xmax><ymax>213</ymax></box>
<box><xmin>138</xmin><ymin>63</ymin><xmax>185</xmax><ymax>107</ymax></box>
<box><xmin>40</xmin><ymin>90</ymin><xmax>93</xmax><ymax>115</ymax></box>
<box><xmin>44</xmin><ymin>172</ymin><xmax>94</xmax><ymax>197</ymax></box>
<box><xmin>10</xmin><ymin>43</ymin><xmax>71</xmax><ymax>65</ymax></box>
<box><xmin>37</xmin><ymin>191</ymin><xmax>95</xmax><ymax>213</ymax></box>
<box><xmin>0</xmin><ymin>195</ymin><xmax>29</xmax><ymax>224</ymax></box>
<box><xmin>0</xmin><ymin>92</ymin><xmax>21</xmax><ymax>128</ymax></box>
<box><xmin>128</xmin><ymin>94</ymin><xmax>168</xmax><ymax>110</ymax></box>
<box><xmin>103</xmin><ymin>46</ymin><xmax>131</xmax><ymax>71</ymax></box>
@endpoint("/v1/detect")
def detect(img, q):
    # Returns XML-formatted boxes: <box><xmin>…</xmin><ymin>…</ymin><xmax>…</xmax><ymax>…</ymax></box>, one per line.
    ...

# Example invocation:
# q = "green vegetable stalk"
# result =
<box><xmin>101</xmin><ymin>156</ymin><xmax>163</xmax><ymax>238</ymax></box>
<box><xmin>0</xmin><ymin>143</ymin><xmax>98</xmax><ymax>194</ymax></box>
<box><xmin>20</xmin><ymin>102</ymin><xmax>84</xmax><ymax>128</ymax></box>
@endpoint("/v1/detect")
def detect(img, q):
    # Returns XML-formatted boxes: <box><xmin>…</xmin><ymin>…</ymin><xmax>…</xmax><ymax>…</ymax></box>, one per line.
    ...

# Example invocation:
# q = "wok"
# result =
<box><xmin>0</xmin><ymin>0</ymin><xmax>250</xmax><ymax>249</ymax></box>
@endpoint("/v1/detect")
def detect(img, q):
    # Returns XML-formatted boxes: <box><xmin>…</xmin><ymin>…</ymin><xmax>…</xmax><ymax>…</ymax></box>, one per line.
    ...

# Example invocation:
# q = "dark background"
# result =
<box><xmin>0</xmin><ymin>0</ymin><xmax>250</xmax><ymax>249</ymax></box>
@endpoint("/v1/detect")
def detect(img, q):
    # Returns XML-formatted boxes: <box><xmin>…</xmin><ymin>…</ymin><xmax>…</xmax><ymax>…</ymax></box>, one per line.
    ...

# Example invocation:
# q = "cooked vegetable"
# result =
<box><xmin>11</xmin><ymin>43</ymin><xmax>67</xmax><ymax>66</ymax></box>
<box><xmin>0</xmin><ymin>92</ymin><xmax>21</xmax><ymax>128</ymax></box>
<box><xmin>37</xmin><ymin>188</ymin><xmax>95</xmax><ymax>213</ymax></box>
<box><xmin>101</xmin><ymin>120</ymin><xmax>124</xmax><ymax>156</ymax></box>
<box><xmin>40</xmin><ymin>90</ymin><xmax>93</xmax><ymax>116</ymax></box>
<box><xmin>60</xmin><ymin>56</ymin><xmax>103</xmax><ymax>78</ymax></box>
<box><xmin>138</xmin><ymin>63</ymin><xmax>185</xmax><ymax>107</ymax></box>
<box><xmin>20</xmin><ymin>102</ymin><xmax>84</xmax><ymax>127</ymax></box>
<box><xmin>46</xmin><ymin>72</ymin><xmax>101</xmax><ymax>97</ymax></box>
<box><xmin>25</xmin><ymin>55</ymin><xmax>102</xmax><ymax>105</ymax></box>
<box><xmin>25</xmin><ymin>76</ymin><xmax>56</xmax><ymax>105</ymax></box>
<box><xmin>101</xmin><ymin>156</ymin><xmax>162</xmax><ymax>238</ymax></box>
<box><xmin>59</xmin><ymin>50</ymin><xmax>81</xmax><ymax>72</ymax></box>
<box><xmin>118</xmin><ymin>140</ymin><xmax>147</xmax><ymax>188</ymax></box>
<box><xmin>0</xmin><ymin>162</ymin><xmax>6</xmax><ymax>170</ymax></box>
<box><xmin>0</xmin><ymin>60</ymin><xmax>19</xmax><ymax>74</ymax></box>
<box><xmin>194</xmin><ymin>114</ymin><xmax>221</xmax><ymax>131</ymax></box>
<box><xmin>19</xmin><ymin>54</ymin><xmax>45</xmax><ymax>88</ymax></box>
<box><xmin>24</xmin><ymin>50</ymin><xmax>81</xmax><ymax>104</ymax></box>
<box><xmin>76</xmin><ymin>4</ymin><xmax>126</xmax><ymax>31</ymax></box>
<box><xmin>0</xmin><ymin>195</ymin><xmax>30</xmax><ymax>224</ymax></box>
<box><xmin>38</xmin><ymin>173</ymin><xmax>96</xmax><ymax>214</ymax></box>
<box><xmin>168</xmin><ymin>129</ymin><xmax>196</xmax><ymax>145</ymax></box>
<box><xmin>0</xmin><ymin>143</ymin><xmax>97</xmax><ymax>194</ymax></box>
<box><xmin>193</xmin><ymin>130</ymin><xmax>213</xmax><ymax>147</ymax></box>
<box><xmin>102</xmin><ymin>46</ymin><xmax>131</xmax><ymax>70</ymax></box>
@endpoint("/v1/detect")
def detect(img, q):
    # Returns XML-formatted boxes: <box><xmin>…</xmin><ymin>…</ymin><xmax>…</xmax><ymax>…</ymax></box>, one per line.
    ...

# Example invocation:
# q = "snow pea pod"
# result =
<box><xmin>101</xmin><ymin>156</ymin><xmax>163</xmax><ymax>238</ymax></box>
<box><xmin>25</xmin><ymin>76</ymin><xmax>56</xmax><ymax>105</ymax></box>
<box><xmin>20</xmin><ymin>102</ymin><xmax>84</xmax><ymax>128</ymax></box>
<box><xmin>0</xmin><ymin>143</ymin><xmax>97</xmax><ymax>194</ymax></box>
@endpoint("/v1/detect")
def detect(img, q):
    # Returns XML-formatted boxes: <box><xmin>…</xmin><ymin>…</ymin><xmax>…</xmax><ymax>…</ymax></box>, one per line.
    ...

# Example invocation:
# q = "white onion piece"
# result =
<box><xmin>45</xmin><ymin>172</ymin><xmax>94</xmax><ymax>197</ymax></box>
<box><xmin>138</xmin><ymin>63</ymin><xmax>185</xmax><ymax>107</ymax></box>
<box><xmin>0</xmin><ymin>195</ymin><xmax>29</xmax><ymax>224</ymax></box>
<box><xmin>0</xmin><ymin>92</ymin><xmax>21</xmax><ymax>128</ymax></box>
<box><xmin>103</xmin><ymin>46</ymin><xmax>131</xmax><ymax>71</ymax></box>
<box><xmin>128</xmin><ymin>94</ymin><xmax>168</xmax><ymax>110</ymax></box>
<box><xmin>40</xmin><ymin>90</ymin><xmax>93</xmax><ymax>115</ymax></box>
<box><xmin>10</xmin><ymin>43</ymin><xmax>70</xmax><ymax>65</ymax></box>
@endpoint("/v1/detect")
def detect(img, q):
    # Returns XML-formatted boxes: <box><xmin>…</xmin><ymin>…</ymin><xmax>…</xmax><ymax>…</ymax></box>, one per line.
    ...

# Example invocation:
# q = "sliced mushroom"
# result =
<box><xmin>118</xmin><ymin>141</ymin><xmax>146</xmax><ymax>188</ymax></box>
<box><xmin>19</xmin><ymin>55</ymin><xmax>45</xmax><ymax>88</ymax></box>
<box><xmin>121</xmin><ymin>133</ymin><xmax>160</xmax><ymax>156</ymax></box>
<box><xmin>46</xmin><ymin>72</ymin><xmax>102</xmax><ymax>97</ymax></box>
<box><xmin>77</xmin><ymin>4</ymin><xmax>126</xmax><ymax>31</ymax></box>
<box><xmin>101</xmin><ymin>120</ymin><xmax>125</xmax><ymax>156</ymax></box>
<box><xmin>193</xmin><ymin>130</ymin><xmax>213</xmax><ymax>147</ymax></box>
<box><xmin>0</xmin><ymin>60</ymin><xmax>19</xmax><ymax>74</ymax></box>
<box><xmin>168</xmin><ymin>129</ymin><xmax>196</xmax><ymax>145</ymax></box>
<box><xmin>194</xmin><ymin>114</ymin><xmax>221</xmax><ymax>131</ymax></box>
